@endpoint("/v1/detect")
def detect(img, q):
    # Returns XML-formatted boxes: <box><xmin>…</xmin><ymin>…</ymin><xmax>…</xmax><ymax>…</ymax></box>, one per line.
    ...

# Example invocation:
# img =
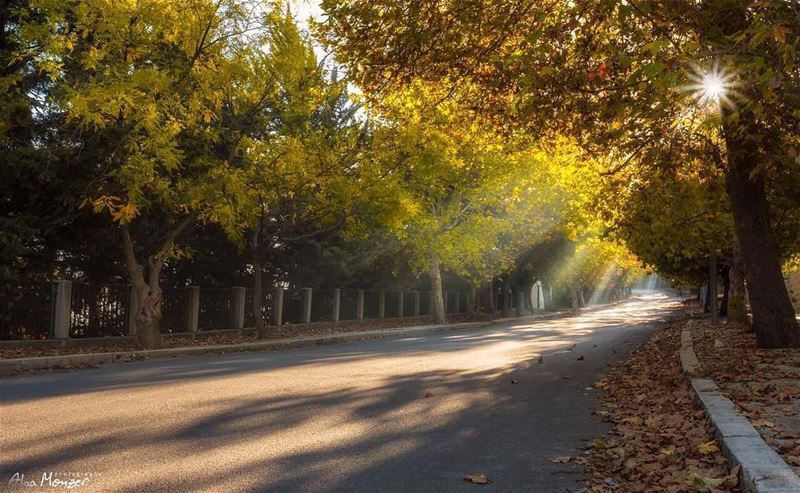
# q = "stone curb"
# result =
<box><xmin>0</xmin><ymin>309</ymin><xmax>579</xmax><ymax>376</ymax></box>
<box><xmin>679</xmin><ymin>326</ymin><xmax>800</xmax><ymax>492</ymax></box>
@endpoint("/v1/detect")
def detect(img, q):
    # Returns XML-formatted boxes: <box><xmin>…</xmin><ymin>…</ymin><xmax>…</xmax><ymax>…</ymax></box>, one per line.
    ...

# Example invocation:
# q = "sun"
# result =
<box><xmin>701</xmin><ymin>73</ymin><xmax>725</xmax><ymax>101</ymax></box>
<box><xmin>682</xmin><ymin>61</ymin><xmax>738</xmax><ymax>112</ymax></box>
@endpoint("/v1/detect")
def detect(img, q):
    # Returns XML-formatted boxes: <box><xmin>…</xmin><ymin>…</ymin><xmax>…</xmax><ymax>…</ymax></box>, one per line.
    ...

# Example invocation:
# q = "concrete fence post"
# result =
<box><xmin>443</xmin><ymin>291</ymin><xmax>449</xmax><ymax>314</ymax></box>
<box><xmin>397</xmin><ymin>291</ymin><xmax>404</xmax><ymax>318</ymax></box>
<box><xmin>52</xmin><ymin>280</ymin><xmax>72</xmax><ymax>339</ymax></box>
<box><xmin>187</xmin><ymin>286</ymin><xmax>200</xmax><ymax>333</ymax></box>
<box><xmin>356</xmin><ymin>290</ymin><xmax>365</xmax><ymax>320</ymax></box>
<box><xmin>128</xmin><ymin>285</ymin><xmax>138</xmax><ymax>336</ymax></box>
<box><xmin>232</xmin><ymin>287</ymin><xmax>246</xmax><ymax>329</ymax></box>
<box><xmin>413</xmin><ymin>290</ymin><xmax>420</xmax><ymax>316</ymax></box>
<box><xmin>516</xmin><ymin>292</ymin><xmax>524</xmax><ymax>317</ymax></box>
<box><xmin>332</xmin><ymin>288</ymin><xmax>341</xmax><ymax>325</ymax></box>
<box><xmin>302</xmin><ymin>287</ymin><xmax>313</xmax><ymax>324</ymax></box>
<box><xmin>378</xmin><ymin>290</ymin><xmax>386</xmax><ymax>319</ymax></box>
<box><xmin>273</xmin><ymin>286</ymin><xmax>284</xmax><ymax>326</ymax></box>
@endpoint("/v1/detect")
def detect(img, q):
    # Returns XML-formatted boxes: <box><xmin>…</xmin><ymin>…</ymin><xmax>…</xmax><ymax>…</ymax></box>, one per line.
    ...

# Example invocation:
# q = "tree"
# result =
<box><xmin>320</xmin><ymin>0</ymin><xmax>800</xmax><ymax>347</ymax></box>
<box><xmin>364</xmin><ymin>82</ymin><xmax>568</xmax><ymax>323</ymax></box>
<box><xmin>206</xmin><ymin>11</ymin><xmax>379</xmax><ymax>336</ymax></box>
<box><xmin>18</xmin><ymin>0</ymin><xmax>278</xmax><ymax>347</ymax></box>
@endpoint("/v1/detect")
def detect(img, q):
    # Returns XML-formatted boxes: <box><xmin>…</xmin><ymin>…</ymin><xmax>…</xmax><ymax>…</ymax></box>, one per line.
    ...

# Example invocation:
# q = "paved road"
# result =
<box><xmin>1</xmin><ymin>292</ymin><xmax>681</xmax><ymax>493</ymax></box>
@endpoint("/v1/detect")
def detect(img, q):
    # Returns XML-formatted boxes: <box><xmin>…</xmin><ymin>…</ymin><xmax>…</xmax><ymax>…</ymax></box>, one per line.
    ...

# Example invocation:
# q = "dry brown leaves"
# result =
<box><xmin>691</xmin><ymin>319</ymin><xmax>800</xmax><ymax>477</ymax></box>
<box><xmin>463</xmin><ymin>473</ymin><xmax>491</xmax><ymax>485</ymax></box>
<box><xmin>586</xmin><ymin>324</ymin><xmax>740</xmax><ymax>493</ymax></box>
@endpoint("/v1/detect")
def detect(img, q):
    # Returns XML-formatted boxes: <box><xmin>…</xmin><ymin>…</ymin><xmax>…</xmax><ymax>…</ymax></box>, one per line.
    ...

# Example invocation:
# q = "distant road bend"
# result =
<box><xmin>1</xmin><ymin>291</ymin><xmax>681</xmax><ymax>493</ymax></box>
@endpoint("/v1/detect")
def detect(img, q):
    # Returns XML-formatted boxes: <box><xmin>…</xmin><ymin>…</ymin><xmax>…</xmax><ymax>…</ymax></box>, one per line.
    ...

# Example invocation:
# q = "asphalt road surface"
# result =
<box><xmin>1</xmin><ymin>292</ymin><xmax>681</xmax><ymax>493</ymax></box>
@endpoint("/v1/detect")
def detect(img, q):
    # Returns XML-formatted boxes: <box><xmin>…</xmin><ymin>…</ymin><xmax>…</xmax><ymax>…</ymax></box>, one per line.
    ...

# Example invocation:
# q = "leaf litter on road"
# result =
<box><xmin>464</xmin><ymin>473</ymin><xmax>491</xmax><ymax>485</ymax></box>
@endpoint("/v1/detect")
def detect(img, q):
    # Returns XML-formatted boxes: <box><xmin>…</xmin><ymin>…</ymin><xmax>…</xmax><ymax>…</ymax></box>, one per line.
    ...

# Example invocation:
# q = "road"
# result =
<box><xmin>0</xmin><ymin>292</ymin><xmax>681</xmax><ymax>493</ymax></box>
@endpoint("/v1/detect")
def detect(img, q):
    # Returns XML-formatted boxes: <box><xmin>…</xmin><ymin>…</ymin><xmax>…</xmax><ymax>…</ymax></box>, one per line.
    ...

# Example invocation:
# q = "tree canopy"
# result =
<box><xmin>319</xmin><ymin>0</ymin><xmax>800</xmax><ymax>347</ymax></box>
<box><xmin>6</xmin><ymin>0</ymin><xmax>798</xmax><ymax>348</ymax></box>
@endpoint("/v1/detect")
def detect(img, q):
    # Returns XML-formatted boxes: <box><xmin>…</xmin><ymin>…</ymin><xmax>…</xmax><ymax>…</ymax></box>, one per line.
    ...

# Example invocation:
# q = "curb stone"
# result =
<box><xmin>679</xmin><ymin>328</ymin><xmax>800</xmax><ymax>492</ymax></box>
<box><xmin>0</xmin><ymin>309</ymin><xmax>581</xmax><ymax>376</ymax></box>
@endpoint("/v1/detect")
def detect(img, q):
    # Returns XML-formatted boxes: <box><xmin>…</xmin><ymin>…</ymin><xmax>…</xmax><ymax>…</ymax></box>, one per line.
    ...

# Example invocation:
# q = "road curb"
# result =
<box><xmin>679</xmin><ymin>326</ymin><xmax>800</xmax><ymax>492</ymax></box>
<box><xmin>0</xmin><ymin>309</ymin><xmax>579</xmax><ymax>376</ymax></box>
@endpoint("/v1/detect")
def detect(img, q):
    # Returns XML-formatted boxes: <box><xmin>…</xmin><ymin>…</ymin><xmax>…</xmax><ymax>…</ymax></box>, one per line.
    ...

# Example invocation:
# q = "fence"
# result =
<box><xmin>0</xmin><ymin>281</ymin><xmax>471</xmax><ymax>340</ymax></box>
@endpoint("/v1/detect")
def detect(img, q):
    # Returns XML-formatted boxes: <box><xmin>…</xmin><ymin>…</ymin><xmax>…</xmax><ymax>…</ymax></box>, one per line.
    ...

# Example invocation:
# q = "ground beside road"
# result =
<box><xmin>1</xmin><ymin>293</ymin><xmax>679</xmax><ymax>493</ymax></box>
<box><xmin>691</xmin><ymin>320</ymin><xmax>800</xmax><ymax>477</ymax></box>
<box><xmin>585</xmin><ymin>320</ymin><xmax>740</xmax><ymax>493</ymax></box>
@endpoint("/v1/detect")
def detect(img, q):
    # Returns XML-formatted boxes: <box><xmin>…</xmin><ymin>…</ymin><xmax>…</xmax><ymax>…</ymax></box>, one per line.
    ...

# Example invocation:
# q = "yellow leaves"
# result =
<box><xmin>89</xmin><ymin>196</ymin><xmax>139</xmax><ymax>224</ymax></box>
<box><xmin>686</xmin><ymin>472</ymin><xmax>724</xmax><ymax>492</ymax></box>
<box><xmin>463</xmin><ymin>474</ymin><xmax>491</xmax><ymax>485</ymax></box>
<box><xmin>588</xmin><ymin>438</ymin><xmax>613</xmax><ymax>449</ymax></box>
<box><xmin>696</xmin><ymin>440</ymin><xmax>719</xmax><ymax>455</ymax></box>
<box><xmin>773</xmin><ymin>25</ymin><xmax>790</xmax><ymax>44</ymax></box>
<box><xmin>687</xmin><ymin>466</ymin><xmax>740</xmax><ymax>492</ymax></box>
<box><xmin>113</xmin><ymin>203</ymin><xmax>139</xmax><ymax>224</ymax></box>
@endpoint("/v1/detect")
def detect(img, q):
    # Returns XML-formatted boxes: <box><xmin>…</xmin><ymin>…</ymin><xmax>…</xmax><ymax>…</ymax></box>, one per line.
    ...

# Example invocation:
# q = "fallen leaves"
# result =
<box><xmin>751</xmin><ymin>418</ymin><xmax>776</xmax><ymax>429</ymax></box>
<box><xmin>588</xmin><ymin>438</ymin><xmax>613</xmax><ymax>450</ymax></box>
<box><xmin>584</xmin><ymin>324</ymin><xmax>740</xmax><ymax>492</ymax></box>
<box><xmin>548</xmin><ymin>454</ymin><xmax>591</xmax><ymax>467</ymax></box>
<box><xmin>697</xmin><ymin>441</ymin><xmax>720</xmax><ymax>455</ymax></box>
<box><xmin>686</xmin><ymin>472</ymin><xmax>723</xmax><ymax>492</ymax></box>
<box><xmin>463</xmin><ymin>473</ymin><xmax>491</xmax><ymax>485</ymax></box>
<box><xmin>691</xmin><ymin>320</ymin><xmax>800</xmax><ymax>474</ymax></box>
<box><xmin>686</xmin><ymin>466</ymin><xmax>739</xmax><ymax>492</ymax></box>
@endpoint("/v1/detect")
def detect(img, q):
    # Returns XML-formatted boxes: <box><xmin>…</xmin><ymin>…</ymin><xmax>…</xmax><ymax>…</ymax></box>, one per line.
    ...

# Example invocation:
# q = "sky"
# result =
<box><xmin>288</xmin><ymin>0</ymin><xmax>335</xmax><ymax>70</ymax></box>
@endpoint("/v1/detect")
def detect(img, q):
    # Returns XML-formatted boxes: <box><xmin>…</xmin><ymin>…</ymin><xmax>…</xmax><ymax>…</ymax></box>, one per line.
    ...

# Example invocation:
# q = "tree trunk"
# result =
<box><xmin>723</xmin><ymin>120</ymin><xmax>800</xmax><ymax>348</ymax></box>
<box><xmin>728</xmin><ymin>241</ymin><xmax>749</xmax><ymax>325</ymax></box>
<box><xmin>578</xmin><ymin>289</ymin><xmax>586</xmax><ymax>308</ymax></box>
<box><xmin>134</xmin><ymin>283</ymin><xmax>162</xmax><ymax>348</ymax></box>
<box><xmin>120</xmin><ymin>214</ymin><xmax>195</xmax><ymax>349</ymax></box>
<box><xmin>502</xmin><ymin>284</ymin><xmax>511</xmax><ymax>317</ymax></box>
<box><xmin>121</xmin><ymin>228</ymin><xmax>162</xmax><ymax>348</ymax></box>
<box><xmin>720</xmin><ymin>266</ymin><xmax>730</xmax><ymax>317</ymax></box>
<box><xmin>487</xmin><ymin>279</ymin><xmax>496</xmax><ymax>316</ymax></box>
<box><xmin>429</xmin><ymin>252</ymin><xmax>446</xmax><ymax>324</ymax></box>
